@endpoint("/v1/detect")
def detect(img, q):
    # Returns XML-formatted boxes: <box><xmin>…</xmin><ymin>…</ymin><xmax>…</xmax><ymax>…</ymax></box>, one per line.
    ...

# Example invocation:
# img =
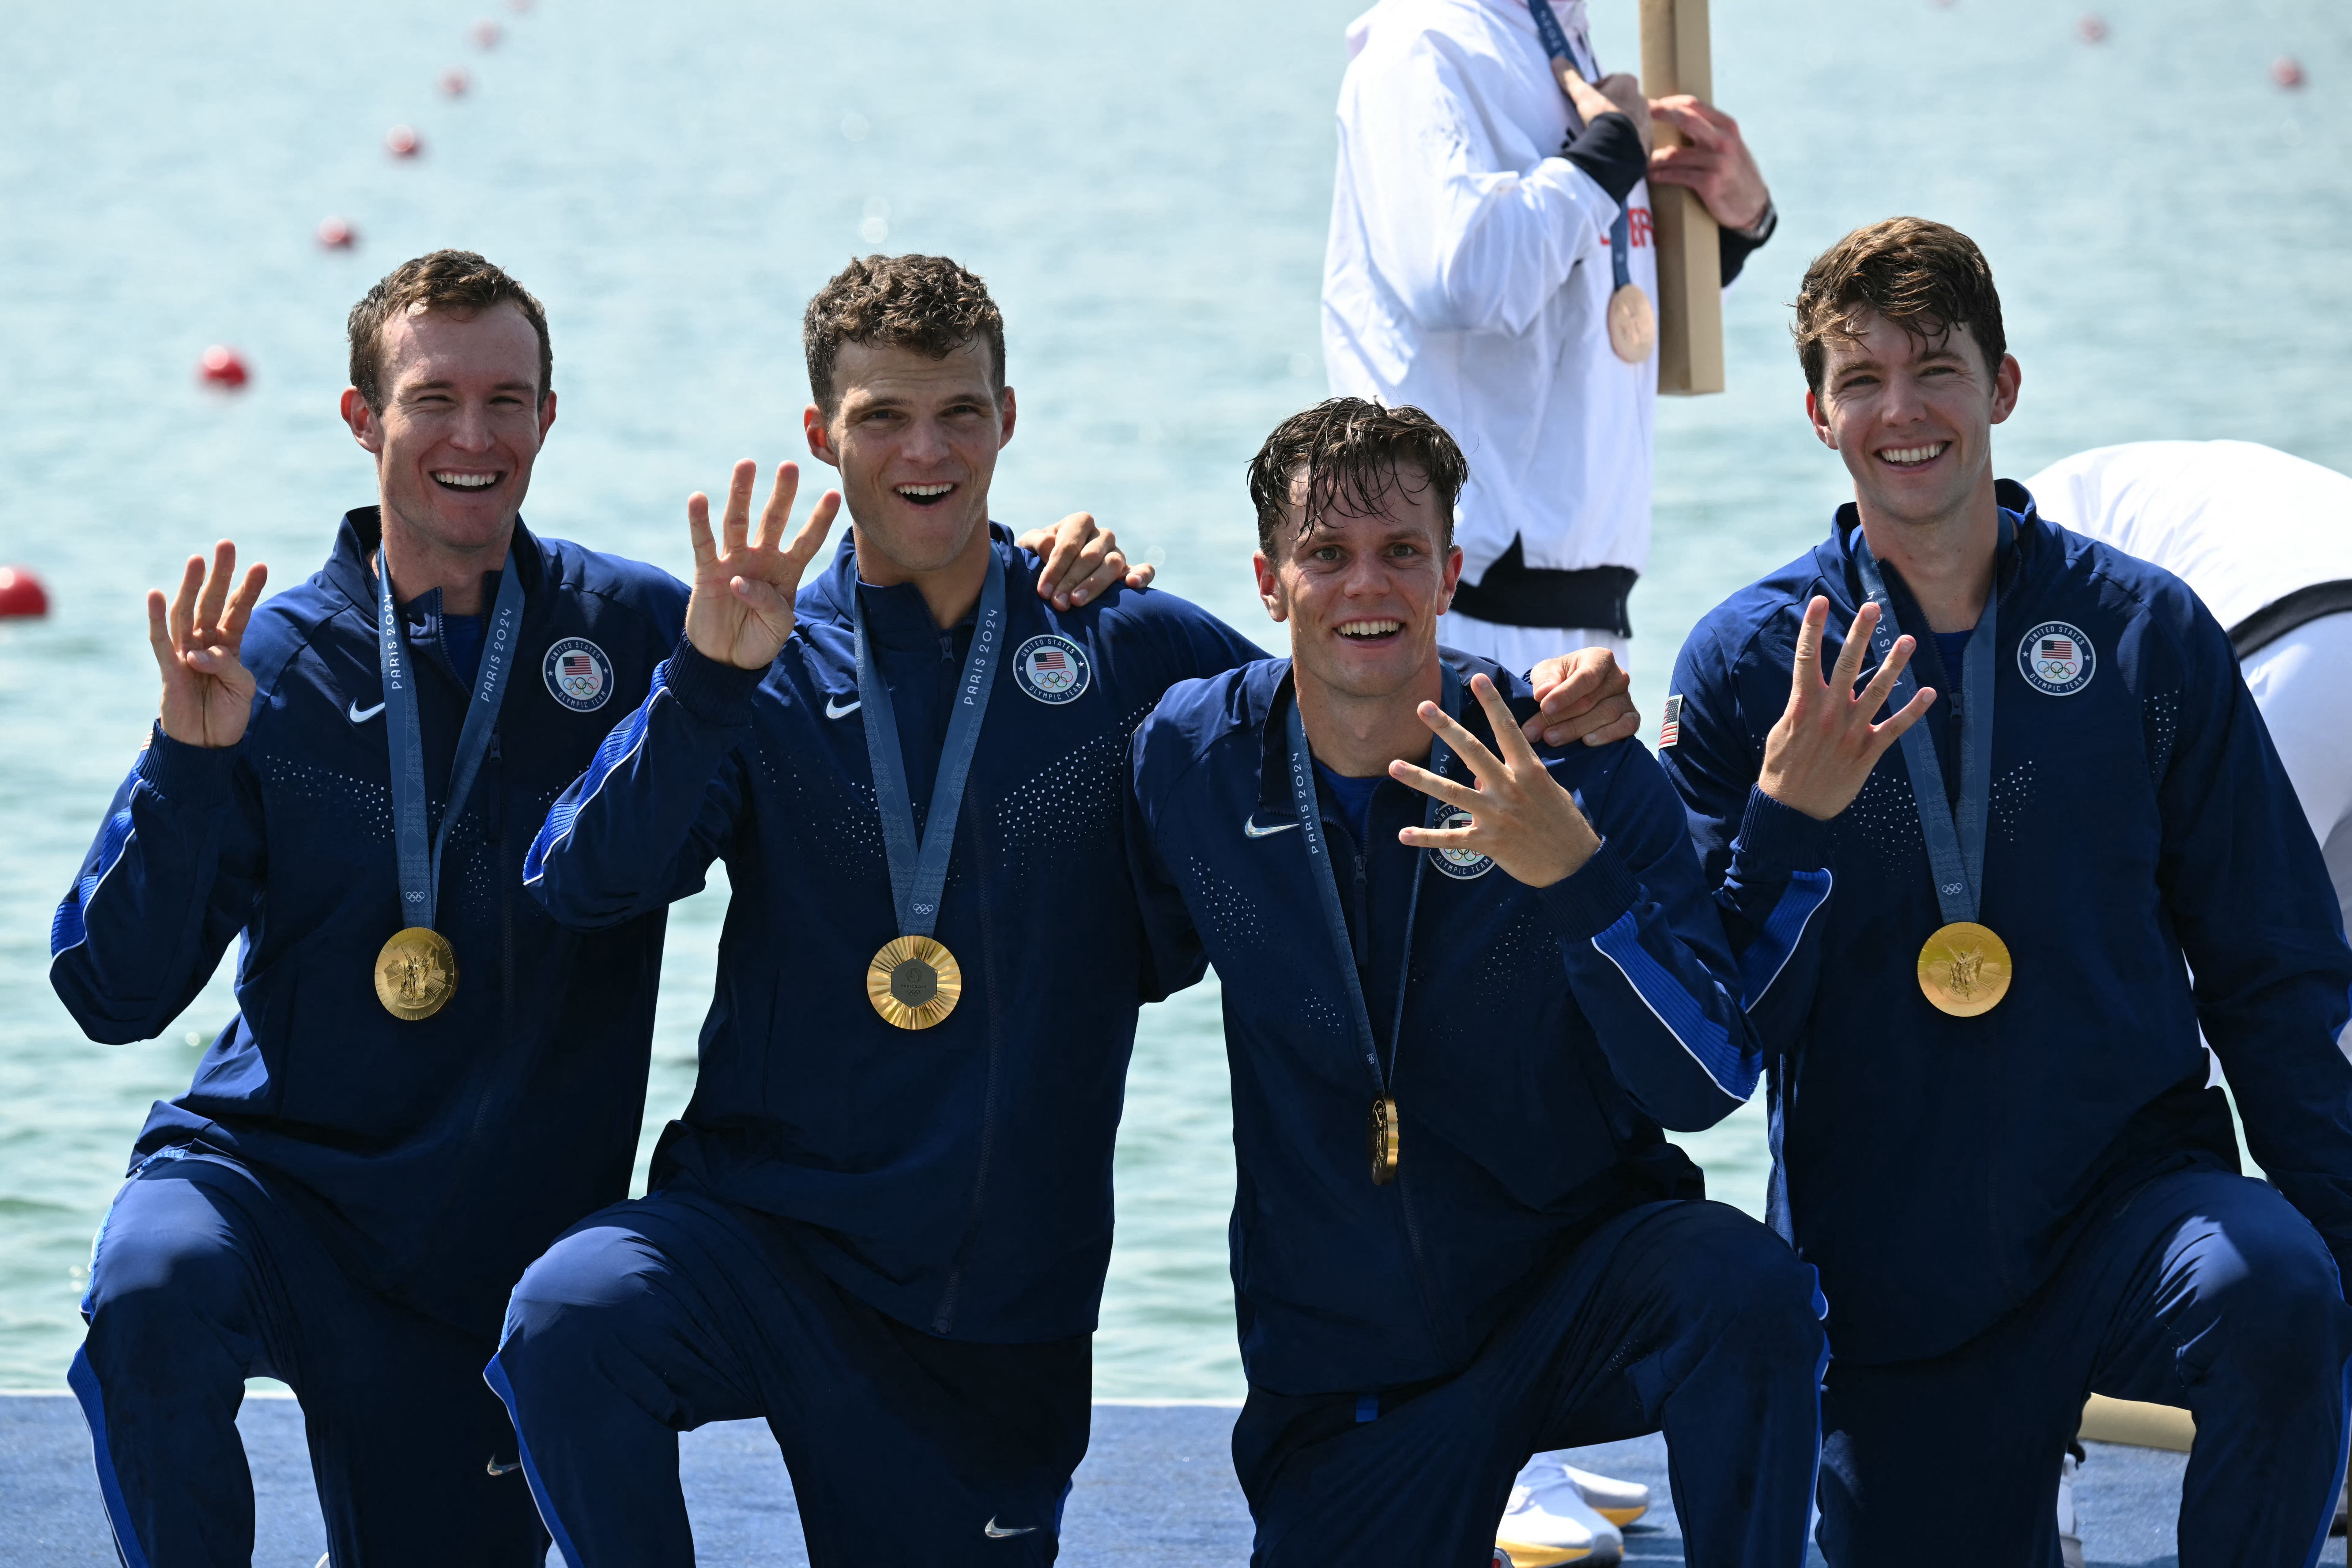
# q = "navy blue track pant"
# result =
<box><xmin>68</xmin><ymin>1149</ymin><xmax>545</xmax><ymax>1567</ymax></box>
<box><xmin>488</xmin><ymin>1190</ymin><xmax>1091</xmax><ymax>1568</ymax></box>
<box><xmin>1231</xmin><ymin>1200</ymin><xmax>1828</xmax><ymax>1568</ymax></box>
<box><xmin>1818</xmin><ymin>1166</ymin><xmax>2352</xmax><ymax>1568</ymax></box>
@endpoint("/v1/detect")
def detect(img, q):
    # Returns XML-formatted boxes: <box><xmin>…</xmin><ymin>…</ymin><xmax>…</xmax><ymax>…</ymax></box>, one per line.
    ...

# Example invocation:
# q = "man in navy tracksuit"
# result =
<box><xmin>1124</xmin><ymin>399</ymin><xmax>1872</xmax><ymax>1568</ymax></box>
<box><xmin>48</xmin><ymin>252</ymin><xmax>1139</xmax><ymax>1568</ymax></box>
<box><xmin>1662</xmin><ymin>219</ymin><xmax>2352</xmax><ymax>1565</ymax></box>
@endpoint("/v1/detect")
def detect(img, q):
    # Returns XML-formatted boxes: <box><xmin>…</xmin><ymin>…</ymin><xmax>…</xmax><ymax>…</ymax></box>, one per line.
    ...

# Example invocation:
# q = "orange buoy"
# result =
<box><xmin>198</xmin><ymin>346</ymin><xmax>250</xmax><ymax>390</ymax></box>
<box><xmin>386</xmin><ymin>124</ymin><xmax>422</xmax><ymax>158</ymax></box>
<box><xmin>317</xmin><ymin>217</ymin><xmax>358</xmax><ymax>250</ymax></box>
<box><xmin>2274</xmin><ymin>56</ymin><xmax>2306</xmax><ymax>89</ymax></box>
<box><xmin>0</xmin><ymin>566</ymin><xmax>49</xmax><ymax>619</ymax></box>
<box><xmin>471</xmin><ymin>20</ymin><xmax>503</xmax><ymax>48</ymax></box>
<box><xmin>441</xmin><ymin>66</ymin><xmax>471</xmax><ymax>97</ymax></box>
<box><xmin>2076</xmin><ymin>13</ymin><xmax>2108</xmax><ymax>42</ymax></box>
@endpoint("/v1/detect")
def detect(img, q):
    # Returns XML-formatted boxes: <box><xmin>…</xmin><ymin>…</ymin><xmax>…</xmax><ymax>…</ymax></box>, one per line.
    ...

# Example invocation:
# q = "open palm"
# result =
<box><xmin>684</xmin><ymin>459</ymin><xmax>841</xmax><ymax>670</ymax></box>
<box><xmin>149</xmin><ymin>541</ymin><xmax>268</xmax><ymax>749</ymax></box>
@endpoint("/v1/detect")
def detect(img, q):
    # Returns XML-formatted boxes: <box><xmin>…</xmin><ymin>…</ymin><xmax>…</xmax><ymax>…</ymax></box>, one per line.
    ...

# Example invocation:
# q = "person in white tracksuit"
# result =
<box><xmin>1325</xmin><ymin>0</ymin><xmax>1779</xmax><ymax>679</ymax></box>
<box><xmin>2028</xmin><ymin>438</ymin><xmax>2352</xmax><ymax>1565</ymax></box>
<box><xmin>1327</xmin><ymin>4</ymin><xmax>1781</xmax><ymax>1562</ymax></box>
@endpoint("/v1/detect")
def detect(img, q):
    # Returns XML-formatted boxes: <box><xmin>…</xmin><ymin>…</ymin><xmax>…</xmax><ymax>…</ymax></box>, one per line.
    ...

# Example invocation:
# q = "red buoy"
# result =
<box><xmin>198</xmin><ymin>346</ymin><xmax>250</xmax><ymax>390</ymax></box>
<box><xmin>0</xmin><ymin>566</ymin><xmax>49</xmax><ymax>620</ymax></box>
<box><xmin>471</xmin><ymin>20</ymin><xmax>503</xmax><ymax>48</ymax></box>
<box><xmin>386</xmin><ymin>124</ymin><xmax>422</xmax><ymax>158</ymax></box>
<box><xmin>2274</xmin><ymin>56</ymin><xmax>2307</xmax><ymax>89</ymax></box>
<box><xmin>317</xmin><ymin>217</ymin><xmax>358</xmax><ymax>250</ymax></box>
<box><xmin>2077</xmin><ymin>13</ymin><xmax>2108</xmax><ymax>42</ymax></box>
<box><xmin>441</xmin><ymin>66</ymin><xmax>471</xmax><ymax>98</ymax></box>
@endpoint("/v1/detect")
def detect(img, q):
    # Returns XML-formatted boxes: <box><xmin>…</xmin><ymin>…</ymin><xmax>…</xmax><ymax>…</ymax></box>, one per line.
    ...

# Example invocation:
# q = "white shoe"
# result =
<box><xmin>2056</xmin><ymin>1449</ymin><xmax>2084</xmax><ymax>1568</ymax></box>
<box><xmin>1559</xmin><ymin>1464</ymin><xmax>1649</xmax><ymax>1528</ymax></box>
<box><xmin>1497</xmin><ymin>1476</ymin><xmax>1624</xmax><ymax>1566</ymax></box>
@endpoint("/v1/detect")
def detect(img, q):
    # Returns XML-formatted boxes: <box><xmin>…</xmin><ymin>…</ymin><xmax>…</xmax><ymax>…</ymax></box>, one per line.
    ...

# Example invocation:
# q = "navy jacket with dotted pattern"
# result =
<box><xmin>49</xmin><ymin>509</ymin><xmax>691</xmax><ymax>1340</ymax></box>
<box><xmin>1664</xmin><ymin>481</ymin><xmax>2352</xmax><ymax>1366</ymax></box>
<box><xmin>523</xmin><ymin>525</ymin><xmax>1266</xmax><ymax>1344</ymax></box>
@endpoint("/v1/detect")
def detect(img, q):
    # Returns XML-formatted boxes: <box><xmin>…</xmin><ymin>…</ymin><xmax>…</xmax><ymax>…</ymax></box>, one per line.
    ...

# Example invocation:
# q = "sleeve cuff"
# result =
<box><xmin>1537</xmin><ymin>836</ymin><xmax>1641</xmax><ymax>940</ymax></box>
<box><xmin>137</xmin><ymin>724</ymin><xmax>239</xmax><ymax>804</ymax></box>
<box><xmin>1561</xmin><ymin>112</ymin><xmax>1646</xmax><ymax>206</ymax></box>
<box><xmin>662</xmin><ymin>636</ymin><xmax>766</xmax><ymax>724</ymax></box>
<box><xmin>1731</xmin><ymin>786</ymin><xmax>1833</xmax><ymax>874</ymax></box>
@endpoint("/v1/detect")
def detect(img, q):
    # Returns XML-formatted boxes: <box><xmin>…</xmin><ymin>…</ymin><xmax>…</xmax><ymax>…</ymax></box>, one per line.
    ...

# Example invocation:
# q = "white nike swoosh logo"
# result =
<box><xmin>1243</xmin><ymin>814</ymin><xmax>1299</xmax><ymax>839</ymax></box>
<box><xmin>824</xmin><ymin>695</ymin><xmax>862</xmax><ymax>719</ymax></box>
<box><xmin>348</xmin><ymin>701</ymin><xmax>386</xmax><ymax>723</ymax></box>
<box><xmin>982</xmin><ymin>1518</ymin><xmax>1039</xmax><ymax>1539</ymax></box>
<box><xmin>486</xmin><ymin>1457</ymin><xmax>522</xmax><ymax>1476</ymax></box>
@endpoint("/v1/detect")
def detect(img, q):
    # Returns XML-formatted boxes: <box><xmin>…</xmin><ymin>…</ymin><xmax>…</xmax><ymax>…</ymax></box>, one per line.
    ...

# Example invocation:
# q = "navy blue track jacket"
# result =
<box><xmin>523</xmin><ymin>525</ymin><xmax>1266</xmax><ymax>1344</ymax></box>
<box><xmin>1665</xmin><ymin>482</ymin><xmax>2352</xmax><ymax>1366</ymax></box>
<box><xmin>1123</xmin><ymin>651</ymin><xmax>1831</xmax><ymax>1396</ymax></box>
<box><xmin>50</xmin><ymin>510</ymin><xmax>689</xmax><ymax>1336</ymax></box>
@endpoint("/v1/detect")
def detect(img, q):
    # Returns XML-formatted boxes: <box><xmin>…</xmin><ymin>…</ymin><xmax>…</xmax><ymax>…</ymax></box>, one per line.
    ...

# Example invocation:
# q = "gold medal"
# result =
<box><xmin>1607</xmin><ymin>283</ymin><xmax>1656</xmax><ymax>364</ymax></box>
<box><xmin>375</xmin><ymin>927</ymin><xmax>458</xmax><ymax>1021</ymax></box>
<box><xmin>1368</xmin><ymin>1094</ymin><xmax>1400</xmax><ymax>1186</ymax></box>
<box><xmin>867</xmin><ymin>934</ymin><xmax>963</xmax><ymax>1030</ymax></box>
<box><xmin>1917</xmin><ymin>922</ymin><xmax>2012</xmax><ymax>1017</ymax></box>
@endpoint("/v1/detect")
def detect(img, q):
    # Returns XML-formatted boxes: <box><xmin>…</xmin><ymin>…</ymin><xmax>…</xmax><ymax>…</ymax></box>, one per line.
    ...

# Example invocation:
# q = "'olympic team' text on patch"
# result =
<box><xmin>2017</xmin><ymin>621</ymin><xmax>2095</xmax><ymax>696</ymax></box>
<box><xmin>1012</xmin><ymin>634</ymin><xmax>1091</xmax><ymax>704</ymax></box>
<box><xmin>543</xmin><ymin>636</ymin><xmax>615</xmax><ymax>712</ymax></box>
<box><xmin>1428</xmin><ymin>808</ymin><xmax>1495</xmax><ymax>880</ymax></box>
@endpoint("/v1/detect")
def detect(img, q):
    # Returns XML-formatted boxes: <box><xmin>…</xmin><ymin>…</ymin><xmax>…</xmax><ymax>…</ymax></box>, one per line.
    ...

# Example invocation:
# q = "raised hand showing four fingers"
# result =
<box><xmin>684</xmin><ymin>459</ymin><xmax>842</xmax><ymax>670</ymax></box>
<box><xmin>148</xmin><ymin>540</ymin><xmax>269</xmax><ymax>749</ymax></box>
<box><xmin>1759</xmin><ymin>596</ymin><xmax>1936</xmax><ymax>821</ymax></box>
<box><xmin>1389</xmin><ymin>673</ymin><xmax>1602</xmax><ymax>890</ymax></box>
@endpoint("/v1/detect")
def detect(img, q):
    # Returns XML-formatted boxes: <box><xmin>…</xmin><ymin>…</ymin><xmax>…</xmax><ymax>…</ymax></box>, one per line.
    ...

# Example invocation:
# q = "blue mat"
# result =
<box><xmin>2</xmin><ymin>1393</ymin><xmax>2337</xmax><ymax>1566</ymax></box>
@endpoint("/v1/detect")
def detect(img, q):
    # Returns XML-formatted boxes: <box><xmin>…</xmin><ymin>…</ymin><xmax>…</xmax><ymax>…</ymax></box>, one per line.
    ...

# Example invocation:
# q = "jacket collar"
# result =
<box><xmin>796</xmin><ymin>522</ymin><xmax>1021</xmax><ymax>699</ymax></box>
<box><xmin>322</xmin><ymin>506</ymin><xmax>550</xmax><ymax>619</ymax></box>
<box><xmin>1819</xmin><ymin>478</ymin><xmax>2045</xmax><ymax>613</ymax></box>
<box><xmin>1248</xmin><ymin>646</ymin><xmax>1517</xmax><ymax>819</ymax></box>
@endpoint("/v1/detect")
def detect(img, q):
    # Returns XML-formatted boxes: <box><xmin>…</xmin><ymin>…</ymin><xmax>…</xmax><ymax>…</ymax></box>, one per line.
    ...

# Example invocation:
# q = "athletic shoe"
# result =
<box><xmin>1497</xmin><ymin>1476</ymin><xmax>1624</xmax><ymax>1566</ymax></box>
<box><xmin>2057</xmin><ymin>1448</ymin><xmax>2084</xmax><ymax>1568</ymax></box>
<box><xmin>1560</xmin><ymin>1464</ymin><xmax>1649</xmax><ymax>1527</ymax></box>
<box><xmin>1494</xmin><ymin>1552</ymin><xmax>1515</xmax><ymax>1568</ymax></box>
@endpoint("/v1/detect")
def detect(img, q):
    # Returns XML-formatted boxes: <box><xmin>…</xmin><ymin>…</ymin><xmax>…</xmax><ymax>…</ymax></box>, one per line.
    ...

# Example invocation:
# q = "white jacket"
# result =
<box><xmin>1323</xmin><ymin>0</ymin><xmax>1658</xmax><ymax>587</ymax></box>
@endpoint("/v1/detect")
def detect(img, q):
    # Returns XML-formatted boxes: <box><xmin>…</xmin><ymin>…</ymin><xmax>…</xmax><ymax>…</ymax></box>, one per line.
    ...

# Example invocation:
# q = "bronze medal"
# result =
<box><xmin>375</xmin><ymin>927</ymin><xmax>458</xmax><ymax>1021</ymax></box>
<box><xmin>867</xmin><ymin>934</ymin><xmax>963</xmax><ymax>1030</ymax></box>
<box><xmin>1607</xmin><ymin>283</ymin><xmax>1656</xmax><ymax>364</ymax></box>
<box><xmin>1917</xmin><ymin>922</ymin><xmax>2012</xmax><ymax>1017</ymax></box>
<box><xmin>1368</xmin><ymin>1094</ymin><xmax>1400</xmax><ymax>1186</ymax></box>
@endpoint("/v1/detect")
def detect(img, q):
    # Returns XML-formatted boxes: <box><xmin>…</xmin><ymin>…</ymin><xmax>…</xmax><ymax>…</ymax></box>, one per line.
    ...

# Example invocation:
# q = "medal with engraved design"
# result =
<box><xmin>1368</xmin><ymin>1094</ymin><xmax>1400</xmax><ymax>1186</ymax></box>
<box><xmin>375</xmin><ymin>927</ymin><xmax>459</xmax><ymax>1021</ymax></box>
<box><xmin>1608</xmin><ymin>283</ymin><xmax>1657</xmax><ymax>364</ymax></box>
<box><xmin>1917</xmin><ymin>921</ymin><xmax>2012</xmax><ymax>1018</ymax></box>
<box><xmin>853</xmin><ymin>550</ymin><xmax>1008</xmax><ymax>1031</ymax></box>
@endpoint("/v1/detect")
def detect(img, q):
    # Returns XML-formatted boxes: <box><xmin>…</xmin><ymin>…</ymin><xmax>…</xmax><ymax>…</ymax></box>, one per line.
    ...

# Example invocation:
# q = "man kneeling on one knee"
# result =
<box><xmin>1121</xmin><ymin>400</ymin><xmax>1913</xmax><ymax>1567</ymax></box>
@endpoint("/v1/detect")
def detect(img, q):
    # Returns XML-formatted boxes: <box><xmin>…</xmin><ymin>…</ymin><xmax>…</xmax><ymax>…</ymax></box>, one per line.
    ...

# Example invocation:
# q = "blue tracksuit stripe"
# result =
<box><xmin>482</xmin><ymin>1352</ymin><xmax>588</xmax><ymax>1568</ymax></box>
<box><xmin>1590</xmin><ymin>910</ymin><xmax>1755</xmax><ymax>1103</ymax></box>
<box><xmin>51</xmin><ymin>807</ymin><xmax>133</xmax><ymax>956</ymax></box>
<box><xmin>1738</xmin><ymin>869</ymin><xmax>1833</xmax><ymax>1009</ymax></box>
<box><xmin>524</xmin><ymin>662</ymin><xmax>671</xmax><ymax>888</ymax></box>
<box><xmin>67</xmin><ymin>1346</ymin><xmax>153</xmax><ymax>1568</ymax></box>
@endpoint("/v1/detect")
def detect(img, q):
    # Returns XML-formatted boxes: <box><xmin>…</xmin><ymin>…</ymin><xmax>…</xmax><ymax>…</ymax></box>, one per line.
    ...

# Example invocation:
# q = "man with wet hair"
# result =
<box><xmin>491</xmin><ymin>259</ymin><xmax>1645</xmax><ymax>1566</ymax></box>
<box><xmin>1121</xmin><ymin>396</ymin><xmax>1883</xmax><ymax>1567</ymax></box>
<box><xmin>1663</xmin><ymin>217</ymin><xmax>2352</xmax><ymax>1564</ymax></box>
<box><xmin>49</xmin><ymin>249</ymin><xmax>1142</xmax><ymax>1567</ymax></box>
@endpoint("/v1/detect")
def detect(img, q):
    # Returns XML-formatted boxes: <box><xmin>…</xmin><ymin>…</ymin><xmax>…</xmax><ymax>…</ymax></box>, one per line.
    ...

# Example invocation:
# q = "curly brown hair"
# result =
<box><xmin>803</xmin><ymin>254</ymin><xmax>1007</xmax><ymax>416</ymax></box>
<box><xmin>347</xmin><ymin>250</ymin><xmax>552</xmax><ymax>412</ymax></box>
<box><xmin>1246</xmin><ymin>398</ymin><xmax>1468</xmax><ymax>559</ymax></box>
<box><xmin>1793</xmin><ymin>218</ymin><xmax>2007</xmax><ymax>395</ymax></box>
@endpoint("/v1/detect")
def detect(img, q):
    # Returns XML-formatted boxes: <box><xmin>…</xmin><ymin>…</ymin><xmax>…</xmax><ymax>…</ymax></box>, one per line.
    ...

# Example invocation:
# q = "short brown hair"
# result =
<box><xmin>347</xmin><ymin>250</ymin><xmax>552</xmax><ymax>412</ymax></box>
<box><xmin>1793</xmin><ymin>218</ymin><xmax>2006</xmax><ymax>394</ymax></box>
<box><xmin>803</xmin><ymin>254</ymin><xmax>1006</xmax><ymax>416</ymax></box>
<box><xmin>1246</xmin><ymin>398</ymin><xmax>1469</xmax><ymax>558</ymax></box>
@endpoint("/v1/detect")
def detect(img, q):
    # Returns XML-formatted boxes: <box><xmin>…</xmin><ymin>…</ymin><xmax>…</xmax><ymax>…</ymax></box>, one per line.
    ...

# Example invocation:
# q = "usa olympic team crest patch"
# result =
<box><xmin>1012</xmin><ymin>634</ymin><xmax>1091</xmax><ymax>705</ymax></box>
<box><xmin>2017</xmin><ymin>621</ymin><xmax>2094</xmax><ymax>696</ymax></box>
<box><xmin>1428</xmin><ymin>808</ymin><xmax>1495</xmax><ymax>880</ymax></box>
<box><xmin>543</xmin><ymin>636</ymin><xmax>615</xmax><ymax>712</ymax></box>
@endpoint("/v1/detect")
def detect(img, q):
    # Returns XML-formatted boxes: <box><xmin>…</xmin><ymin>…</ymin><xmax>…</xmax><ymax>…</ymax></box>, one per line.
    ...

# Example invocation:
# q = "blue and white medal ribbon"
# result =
<box><xmin>1850</xmin><ymin>520</ymin><xmax>2014</xmax><ymax>1016</ymax></box>
<box><xmin>1284</xmin><ymin>662</ymin><xmax>1463</xmax><ymax>1183</ymax></box>
<box><xmin>373</xmin><ymin>546</ymin><xmax>525</xmax><ymax>1021</ymax></box>
<box><xmin>1526</xmin><ymin>0</ymin><xmax>1656</xmax><ymax>363</ymax></box>
<box><xmin>853</xmin><ymin>548</ymin><xmax>1007</xmax><ymax>1029</ymax></box>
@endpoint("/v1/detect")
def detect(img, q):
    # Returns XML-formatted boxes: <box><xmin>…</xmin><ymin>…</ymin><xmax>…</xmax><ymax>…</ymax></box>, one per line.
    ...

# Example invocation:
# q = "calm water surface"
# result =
<box><xmin>2</xmin><ymin>0</ymin><xmax>2345</xmax><ymax>1396</ymax></box>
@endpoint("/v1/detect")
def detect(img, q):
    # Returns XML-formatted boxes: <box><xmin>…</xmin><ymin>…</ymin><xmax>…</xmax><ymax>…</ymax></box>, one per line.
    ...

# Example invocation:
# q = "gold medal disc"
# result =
<box><xmin>375</xmin><ymin>927</ymin><xmax>458</xmax><ymax>1021</ymax></box>
<box><xmin>1917</xmin><ymin>922</ymin><xmax>2013</xmax><ymax>1017</ymax></box>
<box><xmin>1607</xmin><ymin>283</ymin><xmax>1657</xmax><ymax>364</ymax></box>
<box><xmin>1368</xmin><ymin>1094</ymin><xmax>1400</xmax><ymax>1186</ymax></box>
<box><xmin>867</xmin><ymin>935</ymin><xmax>963</xmax><ymax>1030</ymax></box>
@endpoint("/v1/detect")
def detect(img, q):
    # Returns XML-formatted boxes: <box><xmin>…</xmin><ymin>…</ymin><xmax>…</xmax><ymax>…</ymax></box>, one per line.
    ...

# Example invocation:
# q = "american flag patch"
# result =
<box><xmin>562</xmin><ymin>653</ymin><xmax>596</xmax><ymax>680</ymax></box>
<box><xmin>1659</xmin><ymin>694</ymin><xmax>1683</xmax><ymax>748</ymax></box>
<box><xmin>2041</xmin><ymin>638</ymin><xmax>2074</xmax><ymax>661</ymax></box>
<box><xmin>1031</xmin><ymin>649</ymin><xmax>1067</xmax><ymax>672</ymax></box>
